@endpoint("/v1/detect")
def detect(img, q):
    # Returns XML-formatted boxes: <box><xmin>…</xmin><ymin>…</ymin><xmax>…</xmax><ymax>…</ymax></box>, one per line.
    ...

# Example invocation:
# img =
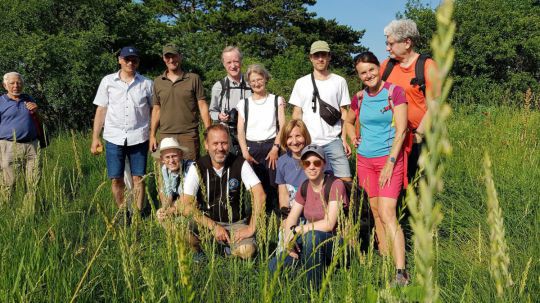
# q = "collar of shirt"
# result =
<box><xmin>160</xmin><ymin>70</ymin><xmax>190</xmax><ymax>83</ymax></box>
<box><xmin>113</xmin><ymin>71</ymin><xmax>142</xmax><ymax>85</ymax></box>
<box><xmin>1</xmin><ymin>93</ymin><xmax>33</xmax><ymax>103</ymax></box>
<box><xmin>226</xmin><ymin>75</ymin><xmax>245</xmax><ymax>87</ymax></box>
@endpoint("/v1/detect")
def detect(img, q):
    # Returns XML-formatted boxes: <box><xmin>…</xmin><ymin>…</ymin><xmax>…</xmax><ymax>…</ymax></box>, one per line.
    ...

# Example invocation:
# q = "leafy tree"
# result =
<box><xmin>0</xmin><ymin>0</ymin><xmax>158</xmax><ymax>129</ymax></box>
<box><xmin>0</xmin><ymin>0</ymin><xmax>366</xmax><ymax>130</ymax></box>
<box><xmin>144</xmin><ymin>0</ymin><xmax>365</xmax><ymax>75</ymax></box>
<box><xmin>402</xmin><ymin>0</ymin><xmax>540</xmax><ymax>105</ymax></box>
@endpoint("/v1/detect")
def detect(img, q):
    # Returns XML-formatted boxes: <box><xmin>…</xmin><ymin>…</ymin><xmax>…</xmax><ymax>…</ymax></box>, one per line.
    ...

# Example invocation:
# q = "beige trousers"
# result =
<box><xmin>0</xmin><ymin>139</ymin><xmax>38</xmax><ymax>188</ymax></box>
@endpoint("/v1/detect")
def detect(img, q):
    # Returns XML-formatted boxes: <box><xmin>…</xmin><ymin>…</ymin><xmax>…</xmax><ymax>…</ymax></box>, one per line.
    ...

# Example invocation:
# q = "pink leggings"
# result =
<box><xmin>357</xmin><ymin>154</ymin><xmax>404</xmax><ymax>199</ymax></box>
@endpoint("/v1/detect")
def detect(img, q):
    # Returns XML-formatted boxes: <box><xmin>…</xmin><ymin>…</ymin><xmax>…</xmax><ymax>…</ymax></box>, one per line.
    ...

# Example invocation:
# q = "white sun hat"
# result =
<box><xmin>152</xmin><ymin>137</ymin><xmax>189</xmax><ymax>158</ymax></box>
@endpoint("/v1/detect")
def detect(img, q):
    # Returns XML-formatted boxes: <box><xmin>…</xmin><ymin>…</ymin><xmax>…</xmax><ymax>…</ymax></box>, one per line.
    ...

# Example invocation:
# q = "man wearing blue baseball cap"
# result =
<box><xmin>90</xmin><ymin>46</ymin><xmax>153</xmax><ymax>220</ymax></box>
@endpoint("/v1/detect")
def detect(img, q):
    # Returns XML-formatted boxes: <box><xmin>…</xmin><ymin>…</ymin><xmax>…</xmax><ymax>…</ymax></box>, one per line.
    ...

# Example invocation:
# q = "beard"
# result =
<box><xmin>211</xmin><ymin>151</ymin><xmax>227</xmax><ymax>163</ymax></box>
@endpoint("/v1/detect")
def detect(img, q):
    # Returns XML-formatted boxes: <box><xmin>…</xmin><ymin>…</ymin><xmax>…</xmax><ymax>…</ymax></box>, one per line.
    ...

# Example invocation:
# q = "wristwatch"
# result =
<box><xmin>389</xmin><ymin>156</ymin><xmax>396</xmax><ymax>164</ymax></box>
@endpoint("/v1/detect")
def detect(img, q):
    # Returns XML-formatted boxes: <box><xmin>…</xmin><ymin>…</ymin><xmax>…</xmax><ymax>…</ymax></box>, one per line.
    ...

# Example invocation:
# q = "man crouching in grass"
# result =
<box><xmin>154</xmin><ymin>137</ymin><xmax>193</xmax><ymax>209</ymax></box>
<box><xmin>157</xmin><ymin>124</ymin><xmax>266</xmax><ymax>259</ymax></box>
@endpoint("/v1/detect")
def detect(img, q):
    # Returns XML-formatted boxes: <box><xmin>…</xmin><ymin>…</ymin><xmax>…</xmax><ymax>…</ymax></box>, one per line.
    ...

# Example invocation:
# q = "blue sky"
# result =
<box><xmin>309</xmin><ymin>0</ymin><xmax>438</xmax><ymax>60</ymax></box>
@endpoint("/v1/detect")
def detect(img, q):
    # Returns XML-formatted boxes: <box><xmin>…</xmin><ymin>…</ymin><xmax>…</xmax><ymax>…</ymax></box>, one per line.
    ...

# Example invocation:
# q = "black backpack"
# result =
<box><xmin>381</xmin><ymin>54</ymin><xmax>430</xmax><ymax>97</ymax></box>
<box><xmin>219</xmin><ymin>77</ymin><xmax>252</xmax><ymax>112</ymax></box>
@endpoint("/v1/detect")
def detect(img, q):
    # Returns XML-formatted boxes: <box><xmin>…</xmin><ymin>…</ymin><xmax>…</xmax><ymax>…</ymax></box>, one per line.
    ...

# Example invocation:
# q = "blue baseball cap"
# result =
<box><xmin>119</xmin><ymin>46</ymin><xmax>139</xmax><ymax>58</ymax></box>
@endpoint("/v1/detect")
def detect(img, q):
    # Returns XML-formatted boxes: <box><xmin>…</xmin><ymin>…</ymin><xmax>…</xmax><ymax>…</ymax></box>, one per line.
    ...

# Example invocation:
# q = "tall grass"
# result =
<box><xmin>0</xmin><ymin>107</ymin><xmax>537</xmax><ymax>303</ymax></box>
<box><xmin>483</xmin><ymin>153</ymin><xmax>513</xmax><ymax>300</ymax></box>
<box><xmin>0</xmin><ymin>2</ymin><xmax>538</xmax><ymax>300</ymax></box>
<box><xmin>405</xmin><ymin>0</ymin><xmax>454</xmax><ymax>302</ymax></box>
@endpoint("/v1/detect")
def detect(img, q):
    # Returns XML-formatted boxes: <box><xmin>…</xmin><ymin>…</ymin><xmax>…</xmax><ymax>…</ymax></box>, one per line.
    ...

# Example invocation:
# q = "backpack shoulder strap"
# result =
<box><xmin>412</xmin><ymin>54</ymin><xmax>430</xmax><ymax>97</ymax></box>
<box><xmin>387</xmin><ymin>83</ymin><xmax>396</xmax><ymax>112</ymax></box>
<box><xmin>274</xmin><ymin>95</ymin><xmax>279</xmax><ymax>136</ymax></box>
<box><xmin>323</xmin><ymin>174</ymin><xmax>338</xmax><ymax>204</ymax></box>
<box><xmin>218</xmin><ymin>78</ymin><xmax>228</xmax><ymax>110</ymax></box>
<box><xmin>355</xmin><ymin>90</ymin><xmax>365</xmax><ymax>114</ymax></box>
<box><xmin>382</xmin><ymin>58</ymin><xmax>398</xmax><ymax>81</ymax></box>
<box><xmin>300</xmin><ymin>179</ymin><xmax>309</xmax><ymax>201</ymax></box>
<box><xmin>243</xmin><ymin>97</ymin><xmax>249</xmax><ymax>135</ymax></box>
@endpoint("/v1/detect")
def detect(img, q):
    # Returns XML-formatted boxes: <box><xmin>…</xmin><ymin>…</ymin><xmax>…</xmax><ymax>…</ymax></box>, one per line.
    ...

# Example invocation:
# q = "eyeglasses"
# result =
<box><xmin>302</xmin><ymin>159</ymin><xmax>323</xmax><ymax>169</ymax></box>
<box><xmin>162</xmin><ymin>154</ymin><xmax>180</xmax><ymax>161</ymax></box>
<box><xmin>249</xmin><ymin>78</ymin><xmax>265</xmax><ymax>85</ymax></box>
<box><xmin>385</xmin><ymin>38</ymin><xmax>408</xmax><ymax>48</ymax></box>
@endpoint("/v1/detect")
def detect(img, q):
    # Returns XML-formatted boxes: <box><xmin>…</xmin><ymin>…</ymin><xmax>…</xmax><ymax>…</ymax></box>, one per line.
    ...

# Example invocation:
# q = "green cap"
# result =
<box><xmin>310</xmin><ymin>40</ymin><xmax>330</xmax><ymax>54</ymax></box>
<box><xmin>162</xmin><ymin>43</ymin><xmax>180</xmax><ymax>55</ymax></box>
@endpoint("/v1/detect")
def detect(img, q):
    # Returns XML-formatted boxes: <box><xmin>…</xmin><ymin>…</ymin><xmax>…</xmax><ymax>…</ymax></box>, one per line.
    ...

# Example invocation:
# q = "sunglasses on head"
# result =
<box><xmin>301</xmin><ymin>159</ymin><xmax>323</xmax><ymax>169</ymax></box>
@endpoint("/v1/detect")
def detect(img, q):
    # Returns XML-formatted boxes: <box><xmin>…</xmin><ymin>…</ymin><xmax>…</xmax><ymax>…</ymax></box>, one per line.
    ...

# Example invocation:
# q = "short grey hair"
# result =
<box><xmin>384</xmin><ymin>19</ymin><xmax>420</xmax><ymax>46</ymax></box>
<box><xmin>221</xmin><ymin>46</ymin><xmax>243</xmax><ymax>62</ymax></box>
<box><xmin>3</xmin><ymin>72</ymin><xmax>23</xmax><ymax>85</ymax></box>
<box><xmin>246</xmin><ymin>64</ymin><xmax>271</xmax><ymax>82</ymax></box>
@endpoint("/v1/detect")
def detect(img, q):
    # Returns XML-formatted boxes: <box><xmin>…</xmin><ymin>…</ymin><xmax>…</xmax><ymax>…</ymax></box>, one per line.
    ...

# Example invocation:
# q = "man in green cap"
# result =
<box><xmin>150</xmin><ymin>43</ymin><xmax>211</xmax><ymax>160</ymax></box>
<box><xmin>289</xmin><ymin>40</ymin><xmax>352</xmax><ymax>182</ymax></box>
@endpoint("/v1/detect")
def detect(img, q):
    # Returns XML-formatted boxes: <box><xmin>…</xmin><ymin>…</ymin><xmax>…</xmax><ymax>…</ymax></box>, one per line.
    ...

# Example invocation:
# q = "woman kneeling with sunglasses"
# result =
<box><xmin>269</xmin><ymin>144</ymin><xmax>348</xmax><ymax>291</ymax></box>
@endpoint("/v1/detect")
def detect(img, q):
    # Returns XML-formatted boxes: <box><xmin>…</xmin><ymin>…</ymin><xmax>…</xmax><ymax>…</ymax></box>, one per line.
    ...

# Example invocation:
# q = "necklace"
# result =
<box><xmin>252</xmin><ymin>93</ymin><xmax>269</xmax><ymax>105</ymax></box>
<box><xmin>294</xmin><ymin>158</ymin><xmax>302</xmax><ymax>170</ymax></box>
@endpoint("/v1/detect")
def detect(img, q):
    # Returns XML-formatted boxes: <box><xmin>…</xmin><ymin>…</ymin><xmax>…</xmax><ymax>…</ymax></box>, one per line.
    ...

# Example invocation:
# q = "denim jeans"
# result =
<box><xmin>269</xmin><ymin>230</ymin><xmax>337</xmax><ymax>290</ymax></box>
<box><xmin>322</xmin><ymin>138</ymin><xmax>351</xmax><ymax>178</ymax></box>
<box><xmin>105</xmin><ymin>140</ymin><xmax>149</xmax><ymax>178</ymax></box>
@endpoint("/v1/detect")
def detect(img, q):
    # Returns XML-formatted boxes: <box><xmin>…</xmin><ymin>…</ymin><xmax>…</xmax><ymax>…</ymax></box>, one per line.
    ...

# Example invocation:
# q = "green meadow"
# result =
<box><xmin>0</xmin><ymin>104</ymin><xmax>537</xmax><ymax>302</ymax></box>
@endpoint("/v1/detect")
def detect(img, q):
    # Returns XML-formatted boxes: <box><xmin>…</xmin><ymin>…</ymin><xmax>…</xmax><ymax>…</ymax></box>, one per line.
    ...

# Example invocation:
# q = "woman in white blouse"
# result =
<box><xmin>237</xmin><ymin>64</ymin><xmax>286</xmax><ymax>213</ymax></box>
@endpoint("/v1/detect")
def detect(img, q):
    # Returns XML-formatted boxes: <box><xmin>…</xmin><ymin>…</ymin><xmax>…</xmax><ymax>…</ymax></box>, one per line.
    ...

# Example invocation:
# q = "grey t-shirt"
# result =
<box><xmin>209</xmin><ymin>76</ymin><xmax>252</xmax><ymax>121</ymax></box>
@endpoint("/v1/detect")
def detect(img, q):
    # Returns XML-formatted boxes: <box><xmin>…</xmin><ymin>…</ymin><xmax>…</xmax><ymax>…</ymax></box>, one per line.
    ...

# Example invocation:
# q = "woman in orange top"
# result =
<box><xmin>381</xmin><ymin>19</ymin><xmax>436</xmax><ymax>183</ymax></box>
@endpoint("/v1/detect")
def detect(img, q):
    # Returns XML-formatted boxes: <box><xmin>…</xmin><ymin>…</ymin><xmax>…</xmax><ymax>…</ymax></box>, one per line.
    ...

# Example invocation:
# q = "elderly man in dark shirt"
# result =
<box><xmin>0</xmin><ymin>72</ymin><xmax>40</xmax><ymax>190</ymax></box>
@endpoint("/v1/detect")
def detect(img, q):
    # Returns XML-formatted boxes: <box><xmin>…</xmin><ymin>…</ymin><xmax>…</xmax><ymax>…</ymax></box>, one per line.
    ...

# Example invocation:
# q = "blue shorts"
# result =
<box><xmin>105</xmin><ymin>140</ymin><xmax>149</xmax><ymax>179</ymax></box>
<box><xmin>322</xmin><ymin>138</ymin><xmax>352</xmax><ymax>178</ymax></box>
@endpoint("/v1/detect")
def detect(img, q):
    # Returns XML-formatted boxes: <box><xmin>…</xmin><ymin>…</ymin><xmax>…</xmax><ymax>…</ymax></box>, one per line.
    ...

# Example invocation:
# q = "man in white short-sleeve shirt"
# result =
<box><xmin>90</xmin><ymin>46</ymin><xmax>153</xmax><ymax>214</ymax></box>
<box><xmin>157</xmin><ymin>124</ymin><xmax>266</xmax><ymax>259</ymax></box>
<box><xmin>289</xmin><ymin>40</ymin><xmax>352</xmax><ymax>181</ymax></box>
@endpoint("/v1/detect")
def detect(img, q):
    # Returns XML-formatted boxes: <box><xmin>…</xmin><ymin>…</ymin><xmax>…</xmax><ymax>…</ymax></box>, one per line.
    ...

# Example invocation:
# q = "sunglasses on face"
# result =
<box><xmin>302</xmin><ymin>159</ymin><xmax>323</xmax><ymax>169</ymax></box>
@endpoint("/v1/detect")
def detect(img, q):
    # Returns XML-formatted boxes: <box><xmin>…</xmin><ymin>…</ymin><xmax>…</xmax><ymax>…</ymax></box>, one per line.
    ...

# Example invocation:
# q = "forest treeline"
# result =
<box><xmin>0</xmin><ymin>0</ymin><xmax>538</xmax><ymax>130</ymax></box>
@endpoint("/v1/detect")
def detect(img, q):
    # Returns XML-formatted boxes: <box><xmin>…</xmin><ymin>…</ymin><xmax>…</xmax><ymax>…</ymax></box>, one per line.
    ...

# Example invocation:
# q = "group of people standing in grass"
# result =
<box><xmin>93</xmin><ymin>18</ymin><xmax>435</xmax><ymax>290</ymax></box>
<box><xmin>0</xmin><ymin>17</ymin><xmax>434</xmax><ymax>291</ymax></box>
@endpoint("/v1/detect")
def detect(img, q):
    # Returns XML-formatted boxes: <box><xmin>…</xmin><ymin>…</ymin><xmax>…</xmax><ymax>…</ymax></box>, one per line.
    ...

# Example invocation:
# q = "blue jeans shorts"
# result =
<box><xmin>323</xmin><ymin>138</ymin><xmax>351</xmax><ymax>178</ymax></box>
<box><xmin>105</xmin><ymin>140</ymin><xmax>149</xmax><ymax>179</ymax></box>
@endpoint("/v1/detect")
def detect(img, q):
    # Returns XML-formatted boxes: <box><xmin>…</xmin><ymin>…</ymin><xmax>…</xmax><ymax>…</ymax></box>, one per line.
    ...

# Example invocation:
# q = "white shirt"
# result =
<box><xmin>183</xmin><ymin>161</ymin><xmax>261</xmax><ymax>196</ymax></box>
<box><xmin>289</xmin><ymin>73</ymin><xmax>350</xmax><ymax>145</ymax></box>
<box><xmin>237</xmin><ymin>94</ymin><xmax>284</xmax><ymax>141</ymax></box>
<box><xmin>93</xmin><ymin>71</ymin><xmax>153</xmax><ymax>146</ymax></box>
